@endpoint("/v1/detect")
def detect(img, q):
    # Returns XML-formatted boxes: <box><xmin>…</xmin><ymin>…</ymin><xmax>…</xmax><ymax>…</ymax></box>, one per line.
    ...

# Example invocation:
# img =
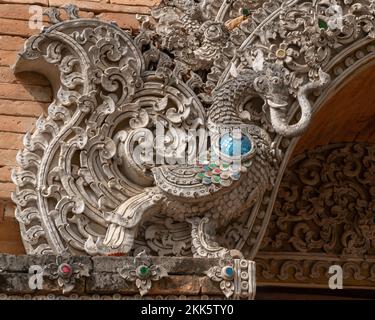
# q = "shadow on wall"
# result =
<box><xmin>0</xmin><ymin>67</ymin><xmax>51</xmax><ymax>254</ymax></box>
<box><xmin>0</xmin><ymin>200</ymin><xmax>25</xmax><ymax>254</ymax></box>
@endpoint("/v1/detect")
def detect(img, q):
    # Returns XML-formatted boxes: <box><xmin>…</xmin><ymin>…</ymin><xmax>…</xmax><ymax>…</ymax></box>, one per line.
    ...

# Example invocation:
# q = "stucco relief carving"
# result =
<box><xmin>117</xmin><ymin>251</ymin><xmax>169</xmax><ymax>296</ymax></box>
<box><xmin>262</xmin><ymin>143</ymin><xmax>375</xmax><ymax>256</ymax></box>
<box><xmin>206</xmin><ymin>258</ymin><xmax>256</xmax><ymax>299</ymax></box>
<box><xmin>11</xmin><ymin>0</ymin><xmax>375</xmax><ymax>268</ymax></box>
<box><xmin>257</xmin><ymin>143</ymin><xmax>375</xmax><ymax>287</ymax></box>
<box><xmin>44</xmin><ymin>255</ymin><xmax>90</xmax><ymax>293</ymax></box>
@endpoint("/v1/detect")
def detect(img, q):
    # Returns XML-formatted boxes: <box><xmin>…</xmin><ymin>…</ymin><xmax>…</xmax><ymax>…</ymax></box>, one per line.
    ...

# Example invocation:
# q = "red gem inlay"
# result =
<box><xmin>61</xmin><ymin>265</ymin><xmax>71</xmax><ymax>274</ymax></box>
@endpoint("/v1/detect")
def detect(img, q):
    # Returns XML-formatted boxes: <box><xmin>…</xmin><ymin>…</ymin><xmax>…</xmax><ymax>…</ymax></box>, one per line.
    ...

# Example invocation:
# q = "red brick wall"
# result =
<box><xmin>0</xmin><ymin>0</ymin><xmax>159</xmax><ymax>253</ymax></box>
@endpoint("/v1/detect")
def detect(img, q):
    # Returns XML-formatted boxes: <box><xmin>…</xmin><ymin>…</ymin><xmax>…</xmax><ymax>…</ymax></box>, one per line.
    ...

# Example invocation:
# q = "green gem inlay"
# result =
<box><xmin>211</xmin><ymin>175</ymin><xmax>221</xmax><ymax>184</ymax></box>
<box><xmin>138</xmin><ymin>265</ymin><xmax>150</xmax><ymax>277</ymax></box>
<box><xmin>242</xmin><ymin>8</ymin><xmax>250</xmax><ymax>17</ymax></box>
<box><xmin>209</xmin><ymin>163</ymin><xmax>218</xmax><ymax>169</ymax></box>
<box><xmin>318</xmin><ymin>19</ymin><xmax>328</xmax><ymax>30</ymax></box>
<box><xmin>196</xmin><ymin>172</ymin><xmax>205</xmax><ymax>180</ymax></box>
<box><xmin>221</xmin><ymin>163</ymin><xmax>230</xmax><ymax>170</ymax></box>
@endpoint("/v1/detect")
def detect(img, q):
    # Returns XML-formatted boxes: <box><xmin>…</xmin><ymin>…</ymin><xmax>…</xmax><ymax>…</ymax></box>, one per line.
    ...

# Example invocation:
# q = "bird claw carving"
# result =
<box><xmin>188</xmin><ymin>216</ymin><xmax>235</xmax><ymax>259</ymax></box>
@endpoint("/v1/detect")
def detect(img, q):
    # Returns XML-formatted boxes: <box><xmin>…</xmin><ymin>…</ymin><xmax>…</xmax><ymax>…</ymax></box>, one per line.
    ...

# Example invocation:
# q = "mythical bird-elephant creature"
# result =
<box><xmin>85</xmin><ymin>65</ymin><xmax>330</xmax><ymax>258</ymax></box>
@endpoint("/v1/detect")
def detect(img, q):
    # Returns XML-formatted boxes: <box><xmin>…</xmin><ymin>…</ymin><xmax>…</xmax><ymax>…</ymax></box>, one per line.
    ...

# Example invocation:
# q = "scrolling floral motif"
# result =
<box><xmin>262</xmin><ymin>143</ymin><xmax>375</xmax><ymax>257</ymax></box>
<box><xmin>11</xmin><ymin>0</ymin><xmax>375</xmax><ymax>275</ymax></box>
<box><xmin>255</xmin><ymin>143</ymin><xmax>375</xmax><ymax>288</ymax></box>
<box><xmin>118</xmin><ymin>251</ymin><xmax>168</xmax><ymax>296</ymax></box>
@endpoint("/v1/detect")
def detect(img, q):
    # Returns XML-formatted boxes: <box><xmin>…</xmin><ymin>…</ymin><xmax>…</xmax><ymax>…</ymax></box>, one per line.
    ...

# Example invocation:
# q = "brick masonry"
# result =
<box><xmin>0</xmin><ymin>0</ymin><xmax>161</xmax><ymax>253</ymax></box>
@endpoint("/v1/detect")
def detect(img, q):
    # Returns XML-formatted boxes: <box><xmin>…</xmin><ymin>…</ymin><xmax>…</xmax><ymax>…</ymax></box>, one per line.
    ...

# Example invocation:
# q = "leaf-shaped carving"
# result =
<box><xmin>44</xmin><ymin>42</ymin><xmax>63</xmax><ymax>64</ymax></box>
<box><xmin>129</xmin><ymin>109</ymin><xmax>149</xmax><ymax>129</ymax></box>
<box><xmin>11</xmin><ymin>169</ymin><xmax>36</xmax><ymax>187</ymax></box>
<box><xmin>11</xmin><ymin>189</ymin><xmax>37</xmax><ymax>207</ymax></box>
<box><xmin>15</xmin><ymin>207</ymin><xmax>39</xmax><ymax>225</ymax></box>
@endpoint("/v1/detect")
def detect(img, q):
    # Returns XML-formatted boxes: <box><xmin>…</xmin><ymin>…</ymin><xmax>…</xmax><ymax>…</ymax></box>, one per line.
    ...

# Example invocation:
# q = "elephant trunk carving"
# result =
<box><xmin>268</xmin><ymin>69</ymin><xmax>331</xmax><ymax>137</ymax></box>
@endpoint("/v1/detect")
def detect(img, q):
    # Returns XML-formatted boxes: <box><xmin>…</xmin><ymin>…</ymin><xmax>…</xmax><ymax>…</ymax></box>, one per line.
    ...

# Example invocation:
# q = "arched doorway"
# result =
<box><xmin>256</xmin><ymin>63</ymin><xmax>375</xmax><ymax>297</ymax></box>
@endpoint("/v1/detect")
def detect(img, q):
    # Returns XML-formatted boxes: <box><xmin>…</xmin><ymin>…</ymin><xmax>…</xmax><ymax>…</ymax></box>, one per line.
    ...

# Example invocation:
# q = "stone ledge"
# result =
<box><xmin>0</xmin><ymin>254</ymin><xmax>225</xmax><ymax>298</ymax></box>
<box><xmin>0</xmin><ymin>293</ymin><xmax>223</xmax><ymax>300</ymax></box>
<box><xmin>92</xmin><ymin>256</ymin><xmax>220</xmax><ymax>274</ymax></box>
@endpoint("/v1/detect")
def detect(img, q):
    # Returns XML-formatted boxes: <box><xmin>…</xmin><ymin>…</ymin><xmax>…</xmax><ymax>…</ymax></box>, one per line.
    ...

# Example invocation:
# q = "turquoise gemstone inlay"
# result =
<box><xmin>219</xmin><ymin>133</ymin><xmax>252</xmax><ymax>157</ymax></box>
<box><xmin>222</xmin><ymin>266</ymin><xmax>234</xmax><ymax>280</ymax></box>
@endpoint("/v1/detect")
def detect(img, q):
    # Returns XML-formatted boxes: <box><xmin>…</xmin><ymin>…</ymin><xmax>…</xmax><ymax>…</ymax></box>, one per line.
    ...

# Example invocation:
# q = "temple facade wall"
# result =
<box><xmin>0</xmin><ymin>0</ymin><xmax>374</xmax><ymax>299</ymax></box>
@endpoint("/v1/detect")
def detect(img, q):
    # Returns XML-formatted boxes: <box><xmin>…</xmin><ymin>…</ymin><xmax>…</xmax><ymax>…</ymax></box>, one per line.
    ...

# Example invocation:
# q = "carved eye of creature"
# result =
<box><xmin>219</xmin><ymin>133</ymin><xmax>252</xmax><ymax>157</ymax></box>
<box><xmin>212</xmin><ymin>130</ymin><xmax>256</xmax><ymax>163</ymax></box>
